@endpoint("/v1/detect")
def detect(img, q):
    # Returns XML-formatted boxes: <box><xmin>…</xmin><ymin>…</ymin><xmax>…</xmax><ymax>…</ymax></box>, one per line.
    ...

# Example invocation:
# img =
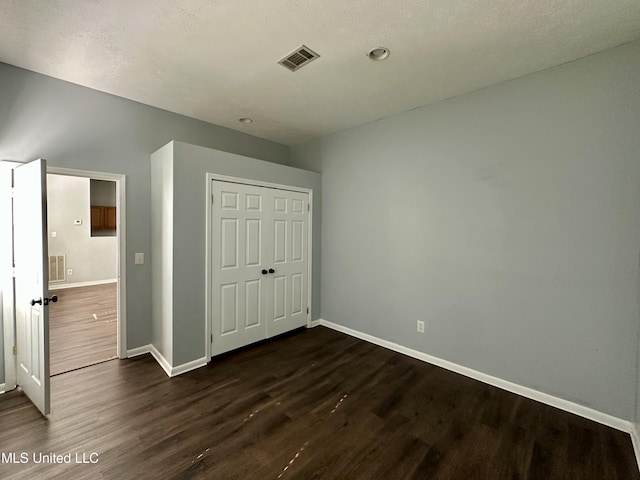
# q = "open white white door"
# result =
<box><xmin>12</xmin><ymin>159</ymin><xmax>51</xmax><ymax>416</ymax></box>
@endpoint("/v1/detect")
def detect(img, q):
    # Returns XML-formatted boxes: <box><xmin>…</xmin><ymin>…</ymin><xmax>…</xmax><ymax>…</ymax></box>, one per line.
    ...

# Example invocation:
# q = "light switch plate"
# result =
<box><xmin>134</xmin><ymin>253</ymin><xmax>144</xmax><ymax>265</ymax></box>
<box><xmin>51</xmin><ymin>231</ymin><xmax>57</xmax><ymax>238</ymax></box>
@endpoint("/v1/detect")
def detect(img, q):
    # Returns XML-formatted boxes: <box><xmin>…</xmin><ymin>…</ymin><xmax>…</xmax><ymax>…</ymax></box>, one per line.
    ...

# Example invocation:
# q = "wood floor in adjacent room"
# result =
<box><xmin>49</xmin><ymin>283</ymin><xmax>117</xmax><ymax>376</ymax></box>
<box><xmin>0</xmin><ymin>326</ymin><xmax>637</xmax><ymax>480</ymax></box>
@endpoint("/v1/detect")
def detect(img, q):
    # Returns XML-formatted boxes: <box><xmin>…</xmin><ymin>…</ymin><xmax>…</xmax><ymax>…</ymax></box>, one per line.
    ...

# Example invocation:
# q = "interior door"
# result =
<box><xmin>12</xmin><ymin>159</ymin><xmax>51</xmax><ymax>416</ymax></box>
<box><xmin>211</xmin><ymin>181</ymin><xmax>268</xmax><ymax>355</ymax></box>
<box><xmin>266</xmin><ymin>190</ymin><xmax>309</xmax><ymax>337</ymax></box>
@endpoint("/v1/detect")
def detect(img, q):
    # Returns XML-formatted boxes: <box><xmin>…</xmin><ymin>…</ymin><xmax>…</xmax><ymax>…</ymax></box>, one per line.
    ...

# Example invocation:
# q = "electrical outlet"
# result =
<box><xmin>417</xmin><ymin>320</ymin><xmax>425</xmax><ymax>333</ymax></box>
<box><xmin>67</xmin><ymin>268</ymin><xmax>73</xmax><ymax>276</ymax></box>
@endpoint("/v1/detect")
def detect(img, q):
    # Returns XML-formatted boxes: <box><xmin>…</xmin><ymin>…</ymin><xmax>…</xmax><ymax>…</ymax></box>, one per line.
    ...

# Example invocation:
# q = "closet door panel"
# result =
<box><xmin>266</xmin><ymin>190</ymin><xmax>309</xmax><ymax>337</ymax></box>
<box><xmin>211</xmin><ymin>181</ymin><xmax>268</xmax><ymax>355</ymax></box>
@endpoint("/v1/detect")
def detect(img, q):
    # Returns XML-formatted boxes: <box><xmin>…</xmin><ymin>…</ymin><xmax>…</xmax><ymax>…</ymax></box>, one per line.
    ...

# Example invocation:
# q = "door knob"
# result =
<box><xmin>261</xmin><ymin>269</ymin><xmax>268</xmax><ymax>275</ymax></box>
<box><xmin>268</xmin><ymin>268</ymin><xmax>275</xmax><ymax>274</ymax></box>
<box><xmin>30</xmin><ymin>298</ymin><xmax>42</xmax><ymax>306</ymax></box>
<box><xmin>44</xmin><ymin>295</ymin><xmax>58</xmax><ymax>305</ymax></box>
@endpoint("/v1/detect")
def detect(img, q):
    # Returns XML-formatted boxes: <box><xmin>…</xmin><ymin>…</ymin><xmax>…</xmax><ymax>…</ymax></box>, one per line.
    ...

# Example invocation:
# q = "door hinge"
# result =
<box><xmin>307</xmin><ymin>307</ymin><xmax>309</xmax><ymax>314</ymax></box>
<box><xmin>211</xmin><ymin>193</ymin><xmax>214</xmax><ymax>204</ymax></box>
<box><xmin>13</xmin><ymin>345</ymin><xmax>17</xmax><ymax>356</ymax></box>
<box><xmin>307</xmin><ymin>203</ymin><xmax>310</xmax><ymax>212</ymax></box>
<box><xmin>11</xmin><ymin>266</ymin><xmax>16</xmax><ymax>278</ymax></box>
<box><xmin>211</xmin><ymin>333</ymin><xmax>213</xmax><ymax>343</ymax></box>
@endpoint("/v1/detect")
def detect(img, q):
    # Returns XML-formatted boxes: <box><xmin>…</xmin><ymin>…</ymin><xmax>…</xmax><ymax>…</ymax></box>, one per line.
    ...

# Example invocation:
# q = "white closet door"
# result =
<box><xmin>266</xmin><ymin>190</ymin><xmax>309</xmax><ymax>337</ymax></box>
<box><xmin>211</xmin><ymin>181</ymin><xmax>268</xmax><ymax>355</ymax></box>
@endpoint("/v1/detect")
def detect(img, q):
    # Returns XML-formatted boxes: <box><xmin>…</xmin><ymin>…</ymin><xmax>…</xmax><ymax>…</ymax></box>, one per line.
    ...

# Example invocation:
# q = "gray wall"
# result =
<box><xmin>47</xmin><ymin>174</ymin><xmax>117</xmax><ymax>285</ymax></box>
<box><xmin>0</xmin><ymin>61</ymin><xmax>289</xmax><ymax>385</ymax></box>
<box><xmin>291</xmin><ymin>40</ymin><xmax>640</xmax><ymax>420</ymax></box>
<box><xmin>166</xmin><ymin>141</ymin><xmax>321</xmax><ymax>365</ymax></box>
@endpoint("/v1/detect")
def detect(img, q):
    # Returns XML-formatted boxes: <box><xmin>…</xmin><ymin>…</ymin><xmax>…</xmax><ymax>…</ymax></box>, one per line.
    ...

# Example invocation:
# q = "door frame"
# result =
<box><xmin>1</xmin><ymin>160</ymin><xmax>20</xmax><ymax>392</ymax></box>
<box><xmin>2</xmin><ymin>165</ymin><xmax>127</xmax><ymax>393</ymax></box>
<box><xmin>205</xmin><ymin>173</ymin><xmax>313</xmax><ymax>360</ymax></box>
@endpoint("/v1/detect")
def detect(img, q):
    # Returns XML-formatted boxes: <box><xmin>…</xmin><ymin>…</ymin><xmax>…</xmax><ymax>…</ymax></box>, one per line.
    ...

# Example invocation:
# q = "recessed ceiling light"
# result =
<box><xmin>238</xmin><ymin>117</ymin><xmax>253</xmax><ymax>124</ymax></box>
<box><xmin>368</xmin><ymin>47</ymin><xmax>390</xmax><ymax>61</ymax></box>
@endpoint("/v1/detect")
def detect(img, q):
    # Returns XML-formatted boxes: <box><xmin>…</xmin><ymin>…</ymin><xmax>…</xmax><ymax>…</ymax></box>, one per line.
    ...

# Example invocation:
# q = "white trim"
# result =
<box><xmin>149</xmin><ymin>345</ymin><xmax>172</xmax><ymax>377</ymax></box>
<box><xmin>1</xmin><ymin>161</ymin><xmax>19</xmax><ymax>393</ymax></box>
<box><xmin>306</xmin><ymin>190</ymin><xmax>313</xmax><ymax>328</ymax></box>
<box><xmin>205</xmin><ymin>173</ymin><xmax>312</xmax><ymax>194</ymax></box>
<box><xmin>308</xmin><ymin>319</ymin><xmax>322</xmax><ymax>328</ymax></box>
<box><xmin>149</xmin><ymin>344</ymin><xmax>207</xmax><ymax>377</ymax></box>
<box><xmin>631</xmin><ymin>424</ymin><xmax>640</xmax><ymax>474</ymax></box>
<box><xmin>316</xmin><ymin>319</ymin><xmax>634</xmax><ymax>434</ymax></box>
<box><xmin>126</xmin><ymin>344</ymin><xmax>152</xmax><ymax>358</ymax></box>
<box><xmin>0</xmin><ymin>383</ymin><xmax>5</xmax><ymax>394</ymax></box>
<box><xmin>47</xmin><ymin>167</ymin><xmax>127</xmax><ymax>359</ymax></box>
<box><xmin>172</xmin><ymin>357</ymin><xmax>208</xmax><ymax>376</ymax></box>
<box><xmin>204</xmin><ymin>175</ymin><xmax>213</xmax><ymax>361</ymax></box>
<box><xmin>205</xmin><ymin>173</ymin><xmax>314</xmax><ymax>359</ymax></box>
<box><xmin>49</xmin><ymin>279</ymin><xmax>117</xmax><ymax>290</ymax></box>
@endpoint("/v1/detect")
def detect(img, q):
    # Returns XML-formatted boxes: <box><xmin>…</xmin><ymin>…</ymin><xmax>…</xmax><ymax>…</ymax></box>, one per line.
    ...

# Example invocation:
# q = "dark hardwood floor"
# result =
<box><xmin>0</xmin><ymin>326</ymin><xmax>637</xmax><ymax>479</ymax></box>
<box><xmin>49</xmin><ymin>283</ymin><xmax>117</xmax><ymax>375</ymax></box>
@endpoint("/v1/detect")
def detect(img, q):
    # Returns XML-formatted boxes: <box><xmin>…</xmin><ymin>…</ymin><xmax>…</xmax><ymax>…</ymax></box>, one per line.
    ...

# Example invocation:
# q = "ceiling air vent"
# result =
<box><xmin>278</xmin><ymin>45</ymin><xmax>320</xmax><ymax>72</ymax></box>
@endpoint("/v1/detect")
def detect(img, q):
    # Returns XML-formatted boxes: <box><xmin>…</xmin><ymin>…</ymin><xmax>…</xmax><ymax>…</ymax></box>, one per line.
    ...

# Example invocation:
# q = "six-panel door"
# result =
<box><xmin>210</xmin><ymin>180</ymin><xmax>309</xmax><ymax>356</ymax></box>
<box><xmin>267</xmin><ymin>190</ymin><xmax>309</xmax><ymax>337</ymax></box>
<box><xmin>13</xmin><ymin>159</ymin><xmax>51</xmax><ymax>416</ymax></box>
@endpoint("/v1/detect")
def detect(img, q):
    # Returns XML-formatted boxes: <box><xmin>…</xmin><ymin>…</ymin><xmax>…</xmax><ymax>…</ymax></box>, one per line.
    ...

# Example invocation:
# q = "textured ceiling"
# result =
<box><xmin>1</xmin><ymin>0</ymin><xmax>640</xmax><ymax>145</ymax></box>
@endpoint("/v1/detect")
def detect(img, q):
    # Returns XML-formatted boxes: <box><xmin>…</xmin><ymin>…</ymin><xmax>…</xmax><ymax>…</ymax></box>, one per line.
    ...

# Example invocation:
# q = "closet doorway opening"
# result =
<box><xmin>46</xmin><ymin>169</ymin><xmax>126</xmax><ymax>375</ymax></box>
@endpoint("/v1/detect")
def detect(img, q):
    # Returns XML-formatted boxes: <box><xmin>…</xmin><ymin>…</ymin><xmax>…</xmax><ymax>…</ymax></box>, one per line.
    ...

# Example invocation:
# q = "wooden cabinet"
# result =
<box><xmin>104</xmin><ymin>206</ymin><xmax>116</xmax><ymax>230</ymax></box>
<box><xmin>91</xmin><ymin>205</ymin><xmax>116</xmax><ymax>232</ymax></box>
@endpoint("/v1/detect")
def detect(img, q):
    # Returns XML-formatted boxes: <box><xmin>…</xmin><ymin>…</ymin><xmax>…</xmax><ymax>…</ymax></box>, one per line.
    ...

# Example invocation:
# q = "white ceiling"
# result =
<box><xmin>1</xmin><ymin>1</ymin><xmax>640</xmax><ymax>145</ymax></box>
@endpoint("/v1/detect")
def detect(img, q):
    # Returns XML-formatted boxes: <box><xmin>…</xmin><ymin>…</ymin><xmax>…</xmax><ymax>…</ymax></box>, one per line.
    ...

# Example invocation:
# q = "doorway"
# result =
<box><xmin>0</xmin><ymin>161</ymin><xmax>127</xmax><ymax>413</ymax></box>
<box><xmin>46</xmin><ymin>174</ymin><xmax>119</xmax><ymax>375</ymax></box>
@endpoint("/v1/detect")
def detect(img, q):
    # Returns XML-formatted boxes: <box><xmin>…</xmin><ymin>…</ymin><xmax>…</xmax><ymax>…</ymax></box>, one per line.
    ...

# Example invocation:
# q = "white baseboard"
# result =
<box><xmin>631</xmin><ymin>424</ymin><xmax>640</xmax><ymax>474</ymax></box>
<box><xmin>127</xmin><ymin>343</ymin><xmax>207</xmax><ymax>377</ymax></box>
<box><xmin>316</xmin><ymin>319</ymin><xmax>633</xmax><ymax>434</ymax></box>
<box><xmin>149</xmin><ymin>345</ymin><xmax>173</xmax><ymax>377</ymax></box>
<box><xmin>0</xmin><ymin>383</ymin><xmax>5</xmax><ymax>394</ymax></box>
<box><xmin>127</xmin><ymin>344</ymin><xmax>152</xmax><ymax>358</ymax></box>
<box><xmin>49</xmin><ymin>279</ymin><xmax>117</xmax><ymax>290</ymax></box>
<box><xmin>172</xmin><ymin>356</ymin><xmax>208</xmax><ymax>376</ymax></box>
<box><xmin>308</xmin><ymin>319</ymin><xmax>322</xmax><ymax>328</ymax></box>
<box><xmin>148</xmin><ymin>345</ymin><xmax>207</xmax><ymax>378</ymax></box>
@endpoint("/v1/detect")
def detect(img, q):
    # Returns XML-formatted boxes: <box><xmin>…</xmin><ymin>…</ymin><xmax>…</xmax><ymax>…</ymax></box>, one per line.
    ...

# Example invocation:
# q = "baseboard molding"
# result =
<box><xmin>172</xmin><ymin>356</ymin><xmax>208</xmax><ymax>376</ymax></box>
<box><xmin>0</xmin><ymin>383</ymin><xmax>5</xmax><ymax>394</ymax></box>
<box><xmin>127</xmin><ymin>344</ymin><xmax>152</xmax><ymax>358</ymax></box>
<box><xmin>49</xmin><ymin>279</ymin><xmax>117</xmax><ymax>290</ymax></box>
<box><xmin>149</xmin><ymin>345</ymin><xmax>173</xmax><ymax>377</ymax></box>
<box><xmin>316</xmin><ymin>319</ymin><xmax>633</xmax><ymax>434</ymax></box>
<box><xmin>127</xmin><ymin>343</ymin><xmax>207</xmax><ymax>377</ymax></box>
<box><xmin>308</xmin><ymin>319</ymin><xmax>322</xmax><ymax>328</ymax></box>
<box><xmin>148</xmin><ymin>345</ymin><xmax>207</xmax><ymax>378</ymax></box>
<box><xmin>631</xmin><ymin>424</ymin><xmax>640</xmax><ymax>474</ymax></box>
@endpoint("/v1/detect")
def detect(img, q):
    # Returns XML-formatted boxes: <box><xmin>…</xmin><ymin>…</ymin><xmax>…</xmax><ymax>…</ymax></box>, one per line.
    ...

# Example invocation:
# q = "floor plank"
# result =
<box><xmin>0</xmin><ymin>326</ymin><xmax>637</xmax><ymax>479</ymax></box>
<box><xmin>49</xmin><ymin>283</ymin><xmax>117</xmax><ymax>375</ymax></box>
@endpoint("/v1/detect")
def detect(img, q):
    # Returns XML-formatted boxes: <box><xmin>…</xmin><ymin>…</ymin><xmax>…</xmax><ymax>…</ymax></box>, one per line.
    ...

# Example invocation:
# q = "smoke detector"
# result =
<box><xmin>278</xmin><ymin>45</ymin><xmax>320</xmax><ymax>72</ymax></box>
